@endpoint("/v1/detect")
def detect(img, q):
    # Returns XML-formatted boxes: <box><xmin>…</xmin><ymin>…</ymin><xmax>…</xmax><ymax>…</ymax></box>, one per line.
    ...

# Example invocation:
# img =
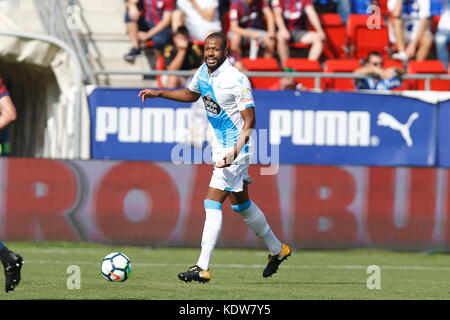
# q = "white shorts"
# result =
<box><xmin>209</xmin><ymin>162</ymin><xmax>252</xmax><ymax>192</ymax></box>
<box><xmin>209</xmin><ymin>150</ymin><xmax>253</xmax><ymax>192</ymax></box>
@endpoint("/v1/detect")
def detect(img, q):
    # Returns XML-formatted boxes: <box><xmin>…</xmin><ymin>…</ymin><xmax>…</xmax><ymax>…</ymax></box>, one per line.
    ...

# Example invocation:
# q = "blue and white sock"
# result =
<box><xmin>196</xmin><ymin>200</ymin><xmax>223</xmax><ymax>270</ymax></box>
<box><xmin>232</xmin><ymin>201</ymin><xmax>282</xmax><ymax>255</ymax></box>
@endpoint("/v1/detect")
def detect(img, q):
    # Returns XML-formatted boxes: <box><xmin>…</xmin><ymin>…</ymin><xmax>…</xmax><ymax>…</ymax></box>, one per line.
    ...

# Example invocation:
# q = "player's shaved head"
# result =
<box><xmin>205</xmin><ymin>32</ymin><xmax>228</xmax><ymax>50</ymax></box>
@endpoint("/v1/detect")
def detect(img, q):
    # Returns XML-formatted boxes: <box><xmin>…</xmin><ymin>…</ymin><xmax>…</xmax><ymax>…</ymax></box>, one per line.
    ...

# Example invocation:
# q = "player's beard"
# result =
<box><xmin>206</xmin><ymin>55</ymin><xmax>226</xmax><ymax>73</ymax></box>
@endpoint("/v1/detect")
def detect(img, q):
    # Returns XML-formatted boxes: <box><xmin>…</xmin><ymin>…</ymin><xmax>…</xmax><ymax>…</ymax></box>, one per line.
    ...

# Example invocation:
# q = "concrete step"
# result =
<box><xmin>96</xmin><ymin>74</ymin><xmax>158</xmax><ymax>89</ymax></box>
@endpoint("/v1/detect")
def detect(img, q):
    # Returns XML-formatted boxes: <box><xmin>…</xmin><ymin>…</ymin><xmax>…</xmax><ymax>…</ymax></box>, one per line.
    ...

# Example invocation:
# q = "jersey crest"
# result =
<box><xmin>202</xmin><ymin>94</ymin><xmax>221</xmax><ymax>115</ymax></box>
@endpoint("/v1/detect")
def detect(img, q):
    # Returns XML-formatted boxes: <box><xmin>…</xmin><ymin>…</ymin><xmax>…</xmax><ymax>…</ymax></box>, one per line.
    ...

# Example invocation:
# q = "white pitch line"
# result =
<box><xmin>22</xmin><ymin>260</ymin><xmax>450</xmax><ymax>271</ymax></box>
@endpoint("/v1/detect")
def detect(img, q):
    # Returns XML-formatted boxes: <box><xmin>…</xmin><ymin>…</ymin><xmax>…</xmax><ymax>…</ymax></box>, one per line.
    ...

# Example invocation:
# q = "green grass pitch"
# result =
<box><xmin>1</xmin><ymin>242</ymin><xmax>450</xmax><ymax>300</ymax></box>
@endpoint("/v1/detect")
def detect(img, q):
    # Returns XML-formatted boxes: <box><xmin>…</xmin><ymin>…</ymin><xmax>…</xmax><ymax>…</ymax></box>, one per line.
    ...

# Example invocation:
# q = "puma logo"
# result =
<box><xmin>377</xmin><ymin>112</ymin><xmax>419</xmax><ymax>147</ymax></box>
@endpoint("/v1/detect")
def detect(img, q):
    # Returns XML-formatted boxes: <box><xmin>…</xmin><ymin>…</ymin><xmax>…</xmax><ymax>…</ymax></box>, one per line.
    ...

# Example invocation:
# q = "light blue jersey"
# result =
<box><xmin>188</xmin><ymin>58</ymin><xmax>255</xmax><ymax>163</ymax></box>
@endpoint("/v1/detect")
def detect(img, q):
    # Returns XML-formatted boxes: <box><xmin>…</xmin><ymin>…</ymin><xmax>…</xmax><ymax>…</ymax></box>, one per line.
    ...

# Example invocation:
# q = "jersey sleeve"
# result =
<box><xmin>0</xmin><ymin>78</ymin><xmax>9</xmax><ymax>99</ymax></box>
<box><xmin>187</xmin><ymin>66</ymin><xmax>202</xmax><ymax>93</ymax></box>
<box><xmin>233</xmin><ymin>74</ymin><xmax>255</xmax><ymax>111</ymax></box>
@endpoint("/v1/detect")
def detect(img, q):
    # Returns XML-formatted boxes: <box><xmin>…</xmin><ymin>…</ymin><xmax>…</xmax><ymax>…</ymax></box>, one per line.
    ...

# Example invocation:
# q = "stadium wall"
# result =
<box><xmin>1</xmin><ymin>157</ymin><xmax>449</xmax><ymax>251</ymax></box>
<box><xmin>88</xmin><ymin>89</ymin><xmax>450</xmax><ymax>167</ymax></box>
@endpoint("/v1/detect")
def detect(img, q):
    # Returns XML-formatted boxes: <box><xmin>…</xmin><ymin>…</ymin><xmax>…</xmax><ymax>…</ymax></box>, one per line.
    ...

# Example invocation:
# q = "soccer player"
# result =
<box><xmin>0</xmin><ymin>77</ymin><xmax>22</xmax><ymax>293</ymax></box>
<box><xmin>139</xmin><ymin>32</ymin><xmax>291</xmax><ymax>283</ymax></box>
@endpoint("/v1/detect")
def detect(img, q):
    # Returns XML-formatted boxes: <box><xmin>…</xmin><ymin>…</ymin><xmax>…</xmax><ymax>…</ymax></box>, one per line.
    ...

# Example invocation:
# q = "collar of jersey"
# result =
<box><xmin>207</xmin><ymin>58</ymin><xmax>231</xmax><ymax>77</ymax></box>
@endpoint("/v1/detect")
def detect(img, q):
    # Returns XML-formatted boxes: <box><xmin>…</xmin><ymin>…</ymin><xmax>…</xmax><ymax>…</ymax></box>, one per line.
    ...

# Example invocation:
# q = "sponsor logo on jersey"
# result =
<box><xmin>202</xmin><ymin>94</ymin><xmax>221</xmax><ymax>115</ymax></box>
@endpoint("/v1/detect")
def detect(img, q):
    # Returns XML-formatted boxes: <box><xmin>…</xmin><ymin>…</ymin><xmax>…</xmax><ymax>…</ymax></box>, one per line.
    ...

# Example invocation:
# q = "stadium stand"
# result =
<box><xmin>322</xmin><ymin>58</ymin><xmax>361</xmax><ymax>90</ymax></box>
<box><xmin>318</xmin><ymin>13</ymin><xmax>347</xmax><ymax>58</ymax></box>
<box><xmin>407</xmin><ymin>60</ymin><xmax>450</xmax><ymax>91</ymax></box>
<box><xmin>283</xmin><ymin>58</ymin><xmax>322</xmax><ymax>89</ymax></box>
<box><xmin>347</xmin><ymin>13</ymin><xmax>390</xmax><ymax>59</ymax></box>
<box><xmin>241</xmin><ymin>57</ymin><xmax>281</xmax><ymax>89</ymax></box>
<box><xmin>383</xmin><ymin>59</ymin><xmax>408</xmax><ymax>90</ymax></box>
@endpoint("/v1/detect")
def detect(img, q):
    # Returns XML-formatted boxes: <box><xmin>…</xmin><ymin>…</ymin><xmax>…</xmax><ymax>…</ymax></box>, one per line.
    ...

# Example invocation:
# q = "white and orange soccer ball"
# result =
<box><xmin>101</xmin><ymin>252</ymin><xmax>132</xmax><ymax>282</ymax></box>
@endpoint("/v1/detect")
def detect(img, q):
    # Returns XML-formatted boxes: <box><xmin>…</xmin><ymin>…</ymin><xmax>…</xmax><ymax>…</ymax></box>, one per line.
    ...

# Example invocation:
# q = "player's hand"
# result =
<box><xmin>215</xmin><ymin>152</ymin><xmax>235</xmax><ymax>168</ymax></box>
<box><xmin>138</xmin><ymin>89</ymin><xmax>159</xmax><ymax>102</ymax></box>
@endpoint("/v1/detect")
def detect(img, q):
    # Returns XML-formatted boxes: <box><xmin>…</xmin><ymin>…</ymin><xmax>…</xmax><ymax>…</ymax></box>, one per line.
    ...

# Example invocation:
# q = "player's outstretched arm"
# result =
<box><xmin>138</xmin><ymin>88</ymin><xmax>201</xmax><ymax>103</ymax></box>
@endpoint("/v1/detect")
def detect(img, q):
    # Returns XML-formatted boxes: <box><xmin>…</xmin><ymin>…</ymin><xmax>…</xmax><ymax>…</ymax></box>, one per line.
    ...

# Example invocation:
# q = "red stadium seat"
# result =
<box><xmin>322</xmin><ymin>59</ymin><xmax>361</xmax><ymax>91</ymax></box>
<box><xmin>347</xmin><ymin>14</ymin><xmax>390</xmax><ymax>59</ymax></box>
<box><xmin>284</xmin><ymin>58</ymin><xmax>322</xmax><ymax>89</ymax></box>
<box><xmin>241</xmin><ymin>57</ymin><xmax>281</xmax><ymax>89</ymax></box>
<box><xmin>407</xmin><ymin>60</ymin><xmax>450</xmax><ymax>91</ymax></box>
<box><xmin>371</xmin><ymin>0</ymin><xmax>389</xmax><ymax>16</ymax></box>
<box><xmin>144</xmin><ymin>40</ymin><xmax>155</xmax><ymax>48</ymax></box>
<box><xmin>318</xmin><ymin>14</ymin><xmax>347</xmax><ymax>58</ymax></box>
<box><xmin>431</xmin><ymin>15</ymin><xmax>440</xmax><ymax>33</ymax></box>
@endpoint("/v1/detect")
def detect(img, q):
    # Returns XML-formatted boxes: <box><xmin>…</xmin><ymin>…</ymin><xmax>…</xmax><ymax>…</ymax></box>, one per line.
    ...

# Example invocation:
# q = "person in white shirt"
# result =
<box><xmin>388</xmin><ymin>0</ymin><xmax>433</xmax><ymax>62</ymax></box>
<box><xmin>172</xmin><ymin>0</ymin><xmax>222</xmax><ymax>41</ymax></box>
<box><xmin>138</xmin><ymin>32</ymin><xmax>291</xmax><ymax>283</ymax></box>
<box><xmin>435</xmin><ymin>0</ymin><xmax>450</xmax><ymax>69</ymax></box>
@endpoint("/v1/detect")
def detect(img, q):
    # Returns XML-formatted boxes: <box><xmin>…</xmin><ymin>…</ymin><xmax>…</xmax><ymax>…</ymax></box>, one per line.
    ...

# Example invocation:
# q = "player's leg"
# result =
<box><xmin>178</xmin><ymin>187</ymin><xmax>229</xmax><ymax>283</ymax></box>
<box><xmin>229</xmin><ymin>182</ymin><xmax>291</xmax><ymax>278</ymax></box>
<box><xmin>0</xmin><ymin>241</ymin><xmax>23</xmax><ymax>293</ymax></box>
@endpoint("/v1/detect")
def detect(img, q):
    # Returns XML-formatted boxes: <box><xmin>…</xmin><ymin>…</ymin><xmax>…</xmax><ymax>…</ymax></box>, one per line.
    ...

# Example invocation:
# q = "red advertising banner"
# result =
<box><xmin>0</xmin><ymin>158</ymin><xmax>446</xmax><ymax>251</ymax></box>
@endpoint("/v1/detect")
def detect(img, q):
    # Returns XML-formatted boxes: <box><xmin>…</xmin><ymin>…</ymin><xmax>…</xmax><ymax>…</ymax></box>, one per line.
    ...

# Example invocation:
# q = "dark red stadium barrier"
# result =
<box><xmin>1</xmin><ymin>158</ymin><xmax>448</xmax><ymax>251</ymax></box>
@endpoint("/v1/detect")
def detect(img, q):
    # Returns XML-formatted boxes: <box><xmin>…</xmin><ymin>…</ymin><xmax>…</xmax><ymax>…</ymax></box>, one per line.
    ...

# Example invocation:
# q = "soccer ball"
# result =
<box><xmin>101</xmin><ymin>252</ymin><xmax>132</xmax><ymax>282</ymax></box>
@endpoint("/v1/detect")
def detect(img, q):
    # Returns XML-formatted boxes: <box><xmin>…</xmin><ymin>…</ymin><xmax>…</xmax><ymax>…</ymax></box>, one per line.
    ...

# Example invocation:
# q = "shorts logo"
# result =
<box><xmin>202</xmin><ymin>94</ymin><xmax>221</xmax><ymax>115</ymax></box>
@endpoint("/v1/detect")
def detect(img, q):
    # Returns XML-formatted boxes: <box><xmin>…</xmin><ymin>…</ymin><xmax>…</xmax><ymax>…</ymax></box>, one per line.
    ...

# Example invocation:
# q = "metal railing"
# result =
<box><xmin>95</xmin><ymin>70</ymin><xmax>450</xmax><ymax>91</ymax></box>
<box><xmin>34</xmin><ymin>0</ymin><xmax>96</xmax><ymax>84</ymax></box>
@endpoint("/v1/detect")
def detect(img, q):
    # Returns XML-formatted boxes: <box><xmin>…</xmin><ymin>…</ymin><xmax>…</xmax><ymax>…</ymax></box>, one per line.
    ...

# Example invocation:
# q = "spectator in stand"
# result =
<box><xmin>334</xmin><ymin>0</ymin><xmax>351</xmax><ymax>22</ymax></box>
<box><xmin>172</xmin><ymin>0</ymin><xmax>222</xmax><ymax>42</ymax></box>
<box><xmin>435</xmin><ymin>0</ymin><xmax>450</xmax><ymax>69</ymax></box>
<box><xmin>272</xmin><ymin>0</ymin><xmax>326</xmax><ymax>67</ymax></box>
<box><xmin>228</xmin><ymin>0</ymin><xmax>276</xmax><ymax>61</ymax></box>
<box><xmin>137</xmin><ymin>0</ymin><xmax>175</xmax><ymax>53</ymax></box>
<box><xmin>388</xmin><ymin>0</ymin><xmax>433</xmax><ymax>62</ymax></box>
<box><xmin>123</xmin><ymin>0</ymin><xmax>146</xmax><ymax>63</ymax></box>
<box><xmin>162</xmin><ymin>26</ymin><xmax>203</xmax><ymax>88</ymax></box>
<box><xmin>219</xmin><ymin>0</ymin><xmax>232</xmax><ymax>18</ymax></box>
<box><xmin>354</xmin><ymin>51</ymin><xmax>405</xmax><ymax>90</ymax></box>
<box><xmin>268</xmin><ymin>68</ymin><xmax>300</xmax><ymax>90</ymax></box>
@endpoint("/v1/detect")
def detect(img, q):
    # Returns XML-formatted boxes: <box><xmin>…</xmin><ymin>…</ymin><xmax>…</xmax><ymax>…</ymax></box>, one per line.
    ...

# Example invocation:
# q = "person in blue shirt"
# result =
<box><xmin>354</xmin><ymin>51</ymin><xmax>405</xmax><ymax>90</ymax></box>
